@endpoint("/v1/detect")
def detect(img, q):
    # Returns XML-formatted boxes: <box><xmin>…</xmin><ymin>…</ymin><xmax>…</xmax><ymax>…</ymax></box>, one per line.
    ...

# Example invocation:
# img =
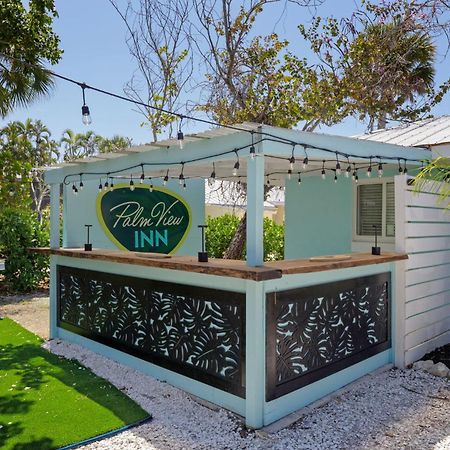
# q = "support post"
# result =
<box><xmin>246</xmin><ymin>154</ymin><xmax>265</xmax><ymax>266</ymax></box>
<box><xmin>49</xmin><ymin>183</ymin><xmax>61</xmax><ymax>339</ymax></box>
<box><xmin>245</xmin><ymin>280</ymin><xmax>265</xmax><ymax>428</ymax></box>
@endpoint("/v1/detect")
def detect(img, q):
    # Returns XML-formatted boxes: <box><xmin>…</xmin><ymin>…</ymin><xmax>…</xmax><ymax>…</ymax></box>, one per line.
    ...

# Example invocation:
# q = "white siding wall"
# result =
<box><xmin>395</xmin><ymin>175</ymin><xmax>450</xmax><ymax>366</ymax></box>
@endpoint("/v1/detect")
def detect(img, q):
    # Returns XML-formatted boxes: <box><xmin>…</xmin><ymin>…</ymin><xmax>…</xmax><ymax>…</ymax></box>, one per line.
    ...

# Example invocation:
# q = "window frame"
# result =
<box><xmin>352</xmin><ymin>177</ymin><xmax>395</xmax><ymax>244</ymax></box>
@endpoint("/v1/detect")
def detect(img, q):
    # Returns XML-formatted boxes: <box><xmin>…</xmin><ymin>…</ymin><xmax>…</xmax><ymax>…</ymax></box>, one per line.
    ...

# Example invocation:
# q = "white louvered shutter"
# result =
<box><xmin>357</xmin><ymin>184</ymin><xmax>382</xmax><ymax>236</ymax></box>
<box><xmin>385</xmin><ymin>182</ymin><xmax>395</xmax><ymax>237</ymax></box>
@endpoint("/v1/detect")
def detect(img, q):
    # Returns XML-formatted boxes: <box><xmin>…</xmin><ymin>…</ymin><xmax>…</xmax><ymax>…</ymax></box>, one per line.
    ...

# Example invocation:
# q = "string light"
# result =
<box><xmin>335</xmin><ymin>153</ymin><xmax>341</xmax><ymax>176</ymax></box>
<box><xmin>140</xmin><ymin>164</ymin><xmax>145</xmax><ymax>183</ymax></box>
<box><xmin>179</xmin><ymin>163</ymin><xmax>185</xmax><ymax>185</ymax></box>
<box><xmin>403</xmin><ymin>160</ymin><xmax>408</xmax><ymax>175</ymax></box>
<box><xmin>297</xmin><ymin>172</ymin><xmax>302</xmax><ymax>185</ymax></box>
<box><xmin>81</xmin><ymin>84</ymin><xmax>92</xmax><ymax>126</ymax></box>
<box><xmin>302</xmin><ymin>146</ymin><xmax>309</xmax><ymax>169</ymax></box>
<box><xmin>398</xmin><ymin>158</ymin><xmax>403</xmax><ymax>174</ymax></box>
<box><xmin>321</xmin><ymin>160</ymin><xmax>326</xmax><ymax>180</ymax></box>
<box><xmin>233</xmin><ymin>150</ymin><xmax>240</xmax><ymax>176</ymax></box>
<box><xmin>346</xmin><ymin>157</ymin><xmax>351</xmax><ymax>178</ymax></box>
<box><xmin>148</xmin><ymin>177</ymin><xmax>153</xmax><ymax>192</ymax></box>
<box><xmin>129</xmin><ymin>174</ymin><xmax>135</xmax><ymax>191</ymax></box>
<box><xmin>104</xmin><ymin>179</ymin><xmax>109</xmax><ymax>191</ymax></box>
<box><xmin>378</xmin><ymin>159</ymin><xmax>383</xmax><ymax>178</ymax></box>
<box><xmin>79</xmin><ymin>174</ymin><xmax>84</xmax><ymax>190</ymax></box>
<box><xmin>177</xmin><ymin>117</ymin><xmax>184</xmax><ymax>149</ymax></box>
<box><xmin>287</xmin><ymin>169</ymin><xmax>292</xmax><ymax>180</ymax></box>
<box><xmin>209</xmin><ymin>162</ymin><xmax>216</xmax><ymax>185</ymax></box>
<box><xmin>367</xmin><ymin>158</ymin><xmax>372</xmax><ymax>177</ymax></box>
<box><xmin>352</xmin><ymin>163</ymin><xmax>357</xmax><ymax>181</ymax></box>
<box><xmin>334</xmin><ymin>174</ymin><xmax>338</xmax><ymax>183</ymax></box>
<box><xmin>183</xmin><ymin>181</ymin><xmax>187</xmax><ymax>190</ymax></box>
<box><xmin>249</xmin><ymin>132</ymin><xmax>256</xmax><ymax>160</ymax></box>
<box><xmin>163</xmin><ymin>169</ymin><xmax>169</xmax><ymax>186</ymax></box>
<box><xmin>289</xmin><ymin>145</ymin><xmax>296</xmax><ymax>170</ymax></box>
<box><xmin>110</xmin><ymin>180</ymin><xmax>114</xmax><ymax>191</ymax></box>
<box><xmin>266</xmin><ymin>175</ymin><xmax>270</xmax><ymax>187</ymax></box>
<box><xmin>98</xmin><ymin>179</ymin><xmax>103</xmax><ymax>192</ymax></box>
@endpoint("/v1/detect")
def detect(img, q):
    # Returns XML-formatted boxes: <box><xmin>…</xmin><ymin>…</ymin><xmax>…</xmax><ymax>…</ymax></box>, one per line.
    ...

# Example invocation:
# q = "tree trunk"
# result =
<box><xmin>223</xmin><ymin>212</ymin><xmax>247</xmax><ymax>260</ymax></box>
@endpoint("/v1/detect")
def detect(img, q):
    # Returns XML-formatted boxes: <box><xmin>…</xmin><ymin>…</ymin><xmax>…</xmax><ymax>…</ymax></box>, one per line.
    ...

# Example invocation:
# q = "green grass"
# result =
<box><xmin>0</xmin><ymin>318</ymin><xmax>150</xmax><ymax>450</ymax></box>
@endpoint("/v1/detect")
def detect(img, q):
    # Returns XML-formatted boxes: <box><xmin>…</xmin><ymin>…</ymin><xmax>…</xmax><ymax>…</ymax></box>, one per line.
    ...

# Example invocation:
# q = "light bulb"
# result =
<box><xmin>378</xmin><ymin>164</ymin><xmax>383</xmax><ymax>177</ymax></box>
<box><xmin>288</xmin><ymin>169</ymin><xmax>292</xmax><ymax>180</ymax></box>
<box><xmin>79</xmin><ymin>181</ymin><xmax>84</xmax><ymax>190</ymax></box>
<box><xmin>336</xmin><ymin>162</ymin><xmax>341</xmax><ymax>176</ymax></box>
<box><xmin>81</xmin><ymin>105</ymin><xmax>92</xmax><ymax>125</ymax></box>
<box><xmin>303</xmin><ymin>157</ymin><xmax>308</xmax><ymax>169</ymax></box>
<box><xmin>321</xmin><ymin>170</ymin><xmax>326</xmax><ymax>180</ymax></box>
<box><xmin>250</xmin><ymin>146</ymin><xmax>256</xmax><ymax>159</ymax></box>
<box><xmin>149</xmin><ymin>184</ymin><xmax>153</xmax><ymax>192</ymax></box>
<box><xmin>334</xmin><ymin>174</ymin><xmax>338</xmax><ymax>183</ymax></box>
<box><xmin>367</xmin><ymin>166</ymin><xmax>372</xmax><ymax>177</ymax></box>
<box><xmin>177</xmin><ymin>130</ymin><xmax>184</xmax><ymax>149</ymax></box>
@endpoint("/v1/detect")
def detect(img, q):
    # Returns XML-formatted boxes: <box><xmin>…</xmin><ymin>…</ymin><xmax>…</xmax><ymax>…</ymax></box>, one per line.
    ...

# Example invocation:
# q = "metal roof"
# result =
<box><xmin>354</xmin><ymin>116</ymin><xmax>450</xmax><ymax>147</ymax></box>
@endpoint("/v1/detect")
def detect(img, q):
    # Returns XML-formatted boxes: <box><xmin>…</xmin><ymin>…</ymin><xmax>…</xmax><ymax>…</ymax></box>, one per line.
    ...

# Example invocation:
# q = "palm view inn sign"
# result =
<box><xmin>97</xmin><ymin>184</ymin><xmax>192</xmax><ymax>254</ymax></box>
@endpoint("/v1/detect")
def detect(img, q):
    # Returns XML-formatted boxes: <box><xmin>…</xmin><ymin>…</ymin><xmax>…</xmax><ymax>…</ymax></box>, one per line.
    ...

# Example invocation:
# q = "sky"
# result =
<box><xmin>2</xmin><ymin>0</ymin><xmax>450</xmax><ymax>145</ymax></box>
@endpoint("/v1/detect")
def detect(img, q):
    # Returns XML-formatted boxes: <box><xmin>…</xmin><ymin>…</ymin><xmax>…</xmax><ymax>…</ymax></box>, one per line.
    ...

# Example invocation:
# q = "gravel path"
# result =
<box><xmin>45</xmin><ymin>340</ymin><xmax>450</xmax><ymax>450</ymax></box>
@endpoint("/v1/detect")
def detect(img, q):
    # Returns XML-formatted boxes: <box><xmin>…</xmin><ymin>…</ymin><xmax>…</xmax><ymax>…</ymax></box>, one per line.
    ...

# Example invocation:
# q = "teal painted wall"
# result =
<box><xmin>63</xmin><ymin>179</ymin><xmax>204</xmax><ymax>256</ymax></box>
<box><xmin>285</xmin><ymin>176</ymin><xmax>353</xmax><ymax>259</ymax></box>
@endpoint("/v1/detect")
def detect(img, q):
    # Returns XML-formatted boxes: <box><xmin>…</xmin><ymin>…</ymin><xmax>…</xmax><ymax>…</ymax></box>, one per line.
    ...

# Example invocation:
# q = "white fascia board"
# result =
<box><xmin>260</xmin><ymin>125</ymin><xmax>430</xmax><ymax>163</ymax></box>
<box><xmin>44</xmin><ymin>130</ymin><xmax>252</xmax><ymax>184</ymax></box>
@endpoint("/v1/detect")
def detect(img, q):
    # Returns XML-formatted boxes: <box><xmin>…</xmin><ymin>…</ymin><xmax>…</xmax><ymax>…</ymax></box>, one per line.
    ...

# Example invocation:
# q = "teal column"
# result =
<box><xmin>49</xmin><ymin>183</ymin><xmax>60</xmax><ymax>248</ymax></box>
<box><xmin>245</xmin><ymin>280</ymin><xmax>265</xmax><ymax>428</ymax></box>
<box><xmin>49</xmin><ymin>184</ymin><xmax>60</xmax><ymax>339</ymax></box>
<box><xmin>246</xmin><ymin>155</ymin><xmax>264</xmax><ymax>266</ymax></box>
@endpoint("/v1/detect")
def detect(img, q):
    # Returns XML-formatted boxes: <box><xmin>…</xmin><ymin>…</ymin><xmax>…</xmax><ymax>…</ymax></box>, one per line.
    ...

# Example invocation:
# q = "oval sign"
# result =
<box><xmin>96</xmin><ymin>184</ymin><xmax>192</xmax><ymax>254</ymax></box>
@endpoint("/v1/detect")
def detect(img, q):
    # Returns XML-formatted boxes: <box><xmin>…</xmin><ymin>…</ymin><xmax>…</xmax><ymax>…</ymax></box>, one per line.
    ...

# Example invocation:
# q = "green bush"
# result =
<box><xmin>0</xmin><ymin>207</ymin><xmax>49</xmax><ymax>292</ymax></box>
<box><xmin>205</xmin><ymin>214</ymin><xmax>284</xmax><ymax>261</ymax></box>
<box><xmin>206</xmin><ymin>214</ymin><xmax>241</xmax><ymax>258</ymax></box>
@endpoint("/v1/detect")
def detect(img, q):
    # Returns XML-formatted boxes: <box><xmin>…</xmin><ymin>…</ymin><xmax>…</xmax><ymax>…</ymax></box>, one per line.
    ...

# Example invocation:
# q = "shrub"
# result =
<box><xmin>0</xmin><ymin>207</ymin><xmax>49</xmax><ymax>292</ymax></box>
<box><xmin>205</xmin><ymin>214</ymin><xmax>284</xmax><ymax>261</ymax></box>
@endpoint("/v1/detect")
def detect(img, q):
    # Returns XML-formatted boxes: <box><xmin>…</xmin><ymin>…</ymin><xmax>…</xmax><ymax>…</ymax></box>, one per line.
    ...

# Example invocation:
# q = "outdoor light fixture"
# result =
<box><xmin>403</xmin><ymin>160</ymin><xmax>408</xmax><ymax>175</ymax></box>
<box><xmin>198</xmin><ymin>224</ymin><xmax>208</xmax><ymax>262</ymax></box>
<box><xmin>129</xmin><ymin>175</ymin><xmax>135</xmax><ymax>191</ymax></box>
<box><xmin>163</xmin><ymin>169</ymin><xmax>169</xmax><ymax>186</ymax></box>
<box><xmin>249</xmin><ymin>145</ymin><xmax>256</xmax><ymax>159</ymax></box>
<box><xmin>334</xmin><ymin>174</ymin><xmax>338</xmax><ymax>183</ymax></box>
<box><xmin>233</xmin><ymin>151</ymin><xmax>240</xmax><ymax>176</ymax></box>
<box><xmin>103</xmin><ymin>180</ymin><xmax>109</xmax><ymax>191</ymax></box>
<box><xmin>183</xmin><ymin>181</ymin><xmax>187</xmax><ymax>190</ymax></box>
<box><xmin>177</xmin><ymin>117</ymin><xmax>184</xmax><ymax>149</ymax></box>
<box><xmin>355</xmin><ymin>170</ymin><xmax>359</xmax><ymax>183</ymax></box>
<box><xmin>321</xmin><ymin>160</ymin><xmax>326</xmax><ymax>180</ymax></box>
<box><xmin>84</xmin><ymin>224</ymin><xmax>93</xmax><ymax>251</ymax></box>
<box><xmin>81</xmin><ymin>84</ymin><xmax>92</xmax><ymax>126</ymax></box>
<box><xmin>140</xmin><ymin>165</ymin><xmax>145</xmax><ymax>183</ymax></box>
<box><xmin>398</xmin><ymin>158</ymin><xmax>403</xmax><ymax>174</ymax></box>
<box><xmin>148</xmin><ymin>177</ymin><xmax>153</xmax><ymax>192</ymax></box>
<box><xmin>297</xmin><ymin>172</ymin><xmax>302</xmax><ymax>185</ymax></box>
<box><xmin>372</xmin><ymin>225</ymin><xmax>381</xmax><ymax>255</ymax></box>
<box><xmin>346</xmin><ymin>157</ymin><xmax>351</xmax><ymax>178</ymax></box>
<box><xmin>79</xmin><ymin>175</ymin><xmax>84</xmax><ymax>190</ymax></box>
<box><xmin>287</xmin><ymin>169</ymin><xmax>292</xmax><ymax>180</ymax></box>
<box><xmin>98</xmin><ymin>180</ymin><xmax>103</xmax><ymax>192</ymax></box>
<box><xmin>110</xmin><ymin>180</ymin><xmax>114</xmax><ymax>191</ymax></box>
<box><xmin>266</xmin><ymin>175</ymin><xmax>270</xmax><ymax>186</ymax></box>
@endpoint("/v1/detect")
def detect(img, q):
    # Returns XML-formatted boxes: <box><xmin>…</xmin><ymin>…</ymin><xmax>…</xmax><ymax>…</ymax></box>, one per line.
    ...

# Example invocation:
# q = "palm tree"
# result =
<box><xmin>61</xmin><ymin>129</ymin><xmax>86</xmax><ymax>161</ymax></box>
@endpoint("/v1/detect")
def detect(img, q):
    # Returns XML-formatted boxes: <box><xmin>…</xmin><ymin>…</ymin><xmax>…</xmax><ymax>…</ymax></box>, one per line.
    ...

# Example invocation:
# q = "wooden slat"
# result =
<box><xmin>405</xmin><ymin>222</ymin><xmax>450</xmax><ymax>238</ymax></box>
<box><xmin>405</xmin><ymin>318</ymin><xmax>450</xmax><ymax>349</ymax></box>
<box><xmin>405</xmin><ymin>264</ymin><xmax>450</xmax><ymax>286</ymax></box>
<box><xmin>405</xmin><ymin>207</ymin><xmax>450</xmax><ymax>222</ymax></box>
<box><xmin>405</xmin><ymin>303</ymin><xmax>450</xmax><ymax>334</ymax></box>
<box><xmin>406</xmin><ymin>291</ymin><xmax>450</xmax><ymax>317</ymax></box>
<box><xmin>405</xmin><ymin>236</ymin><xmax>450</xmax><ymax>253</ymax></box>
<box><xmin>405</xmin><ymin>191</ymin><xmax>450</xmax><ymax>208</ymax></box>
<box><xmin>405</xmin><ymin>330</ymin><xmax>450</xmax><ymax>365</ymax></box>
<box><xmin>406</xmin><ymin>277</ymin><xmax>450</xmax><ymax>302</ymax></box>
<box><xmin>407</xmin><ymin>250</ymin><xmax>450</xmax><ymax>270</ymax></box>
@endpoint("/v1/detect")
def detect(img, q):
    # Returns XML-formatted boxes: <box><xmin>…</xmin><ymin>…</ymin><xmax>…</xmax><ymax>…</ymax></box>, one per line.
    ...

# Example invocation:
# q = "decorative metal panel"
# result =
<box><xmin>57</xmin><ymin>265</ymin><xmax>245</xmax><ymax>397</ymax></box>
<box><xmin>266</xmin><ymin>273</ymin><xmax>390</xmax><ymax>400</ymax></box>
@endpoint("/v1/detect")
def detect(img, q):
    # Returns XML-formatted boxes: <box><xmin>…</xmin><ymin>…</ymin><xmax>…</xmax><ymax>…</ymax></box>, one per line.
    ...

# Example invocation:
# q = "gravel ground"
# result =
<box><xmin>44</xmin><ymin>339</ymin><xmax>450</xmax><ymax>450</ymax></box>
<box><xmin>0</xmin><ymin>292</ymin><xmax>49</xmax><ymax>339</ymax></box>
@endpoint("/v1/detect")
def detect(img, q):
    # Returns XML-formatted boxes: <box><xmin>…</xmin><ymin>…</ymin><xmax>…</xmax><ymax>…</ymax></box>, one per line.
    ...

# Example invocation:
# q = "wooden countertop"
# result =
<box><xmin>30</xmin><ymin>248</ymin><xmax>407</xmax><ymax>281</ymax></box>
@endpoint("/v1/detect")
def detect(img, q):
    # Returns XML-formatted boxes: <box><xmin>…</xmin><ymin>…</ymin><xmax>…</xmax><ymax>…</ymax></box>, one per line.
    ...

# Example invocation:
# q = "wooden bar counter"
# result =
<box><xmin>31</xmin><ymin>248</ymin><xmax>407</xmax><ymax>281</ymax></box>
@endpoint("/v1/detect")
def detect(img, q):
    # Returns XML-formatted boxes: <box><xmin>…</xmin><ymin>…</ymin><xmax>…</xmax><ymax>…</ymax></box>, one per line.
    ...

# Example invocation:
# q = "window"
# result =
<box><xmin>355</xmin><ymin>180</ymin><xmax>395</xmax><ymax>240</ymax></box>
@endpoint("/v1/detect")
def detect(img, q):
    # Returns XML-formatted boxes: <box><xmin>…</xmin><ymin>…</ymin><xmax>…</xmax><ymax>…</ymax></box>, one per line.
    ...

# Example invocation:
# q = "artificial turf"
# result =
<box><xmin>0</xmin><ymin>318</ymin><xmax>150</xmax><ymax>450</ymax></box>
